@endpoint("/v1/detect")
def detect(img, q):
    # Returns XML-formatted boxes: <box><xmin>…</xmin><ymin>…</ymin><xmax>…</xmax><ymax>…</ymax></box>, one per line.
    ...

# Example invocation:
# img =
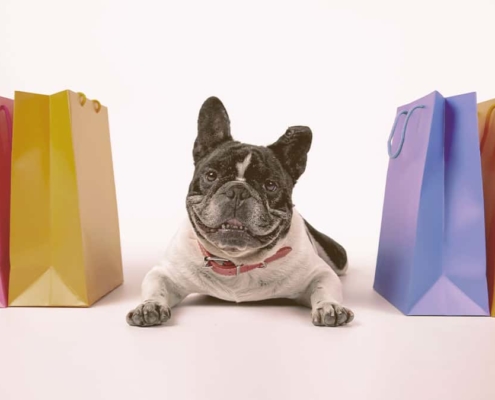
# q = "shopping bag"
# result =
<box><xmin>478</xmin><ymin>98</ymin><xmax>495</xmax><ymax>316</ymax></box>
<box><xmin>9</xmin><ymin>90</ymin><xmax>123</xmax><ymax>307</ymax></box>
<box><xmin>0</xmin><ymin>96</ymin><xmax>13</xmax><ymax>307</ymax></box>
<box><xmin>374</xmin><ymin>91</ymin><xmax>490</xmax><ymax>315</ymax></box>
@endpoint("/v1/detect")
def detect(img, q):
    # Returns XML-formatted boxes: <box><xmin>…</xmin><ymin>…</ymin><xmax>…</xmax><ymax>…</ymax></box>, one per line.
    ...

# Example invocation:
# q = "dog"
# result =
<box><xmin>126</xmin><ymin>97</ymin><xmax>354</xmax><ymax>327</ymax></box>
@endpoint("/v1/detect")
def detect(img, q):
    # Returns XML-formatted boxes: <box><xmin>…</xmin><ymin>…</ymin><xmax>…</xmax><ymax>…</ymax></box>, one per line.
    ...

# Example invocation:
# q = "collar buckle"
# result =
<box><xmin>203</xmin><ymin>256</ymin><xmax>231</xmax><ymax>268</ymax></box>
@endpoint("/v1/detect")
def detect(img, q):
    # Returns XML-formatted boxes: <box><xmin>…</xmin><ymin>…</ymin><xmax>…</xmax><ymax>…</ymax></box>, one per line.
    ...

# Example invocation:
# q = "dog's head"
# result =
<box><xmin>186</xmin><ymin>97</ymin><xmax>312</xmax><ymax>256</ymax></box>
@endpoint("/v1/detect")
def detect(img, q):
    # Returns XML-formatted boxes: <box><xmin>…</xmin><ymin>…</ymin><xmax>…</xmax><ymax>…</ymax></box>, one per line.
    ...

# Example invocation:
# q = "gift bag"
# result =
<box><xmin>0</xmin><ymin>96</ymin><xmax>13</xmax><ymax>307</ymax></box>
<box><xmin>8</xmin><ymin>91</ymin><xmax>123</xmax><ymax>307</ymax></box>
<box><xmin>374</xmin><ymin>91</ymin><xmax>490</xmax><ymax>315</ymax></box>
<box><xmin>478</xmin><ymin>99</ymin><xmax>495</xmax><ymax>316</ymax></box>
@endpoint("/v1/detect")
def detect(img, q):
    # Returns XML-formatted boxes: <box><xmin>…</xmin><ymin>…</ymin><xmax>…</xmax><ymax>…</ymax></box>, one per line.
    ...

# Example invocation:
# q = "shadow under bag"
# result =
<box><xmin>374</xmin><ymin>91</ymin><xmax>490</xmax><ymax>315</ymax></box>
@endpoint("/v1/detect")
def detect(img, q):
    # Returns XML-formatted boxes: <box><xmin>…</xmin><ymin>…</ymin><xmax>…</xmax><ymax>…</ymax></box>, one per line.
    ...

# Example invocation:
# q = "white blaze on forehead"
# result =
<box><xmin>236</xmin><ymin>153</ymin><xmax>252</xmax><ymax>182</ymax></box>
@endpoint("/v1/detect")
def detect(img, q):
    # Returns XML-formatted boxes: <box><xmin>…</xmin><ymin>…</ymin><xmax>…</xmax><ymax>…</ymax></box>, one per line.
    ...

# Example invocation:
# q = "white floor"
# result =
<box><xmin>0</xmin><ymin>255</ymin><xmax>494</xmax><ymax>400</ymax></box>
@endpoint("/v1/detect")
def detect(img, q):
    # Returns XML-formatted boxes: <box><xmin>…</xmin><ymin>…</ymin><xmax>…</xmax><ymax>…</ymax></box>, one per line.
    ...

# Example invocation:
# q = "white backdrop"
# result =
<box><xmin>3</xmin><ymin>0</ymin><xmax>495</xmax><ymax>267</ymax></box>
<box><xmin>2</xmin><ymin>2</ymin><xmax>495</xmax><ymax>400</ymax></box>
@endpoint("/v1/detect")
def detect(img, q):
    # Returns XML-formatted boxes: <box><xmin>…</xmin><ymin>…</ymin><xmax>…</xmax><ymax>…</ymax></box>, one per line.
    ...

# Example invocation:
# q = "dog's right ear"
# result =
<box><xmin>193</xmin><ymin>97</ymin><xmax>233</xmax><ymax>164</ymax></box>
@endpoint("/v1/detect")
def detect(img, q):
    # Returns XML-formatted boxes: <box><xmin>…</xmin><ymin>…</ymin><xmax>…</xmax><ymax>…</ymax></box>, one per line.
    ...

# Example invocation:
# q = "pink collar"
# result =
<box><xmin>198</xmin><ymin>242</ymin><xmax>292</xmax><ymax>276</ymax></box>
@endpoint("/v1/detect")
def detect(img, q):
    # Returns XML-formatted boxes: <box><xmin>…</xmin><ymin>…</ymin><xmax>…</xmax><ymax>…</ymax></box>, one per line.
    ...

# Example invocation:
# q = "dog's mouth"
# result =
<box><xmin>218</xmin><ymin>218</ymin><xmax>248</xmax><ymax>231</ymax></box>
<box><xmin>190</xmin><ymin>206</ymin><xmax>286</xmax><ymax>246</ymax></box>
<box><xmin>195</xmin><ymin>217</ymin><xmax>253</xmax><ymax>235</ymax></box>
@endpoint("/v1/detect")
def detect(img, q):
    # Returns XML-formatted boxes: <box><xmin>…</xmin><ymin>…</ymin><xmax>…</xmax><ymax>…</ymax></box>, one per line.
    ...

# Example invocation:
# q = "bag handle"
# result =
<box><xmin>0</xmin><ymin>104</ymin><xmax>12</xmax><ymax>153</ymax></box>
<box><xmin>77</xmin><ymin>92</ymin><xmax>102</xmax><ymax>113</ymax></box>
<box><xmin>479</xmin><ymin>104</ymin><xmax>495</xmax><ymax>153</ymax></box>
<box><xmin>387</xmin><ymin>105</ymin><xmax>425</xmax><ymax>159</ymax></box>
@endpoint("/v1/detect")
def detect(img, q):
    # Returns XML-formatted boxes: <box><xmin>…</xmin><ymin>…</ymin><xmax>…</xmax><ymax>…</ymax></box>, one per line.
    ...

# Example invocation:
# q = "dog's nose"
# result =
<box><xmin>225</xmin><ymin>185</ymin><xmax>251</xmax><ymax>204</ymax></box>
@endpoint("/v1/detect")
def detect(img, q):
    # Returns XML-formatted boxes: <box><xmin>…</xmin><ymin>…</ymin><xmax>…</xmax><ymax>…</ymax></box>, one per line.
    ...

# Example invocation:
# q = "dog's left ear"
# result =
<box><xmin>193</xmin><ymin>97</ymin><xmax>233</xmax><ymax>164</ymax></box>
<box><xmin>268</xmin><ymin>126</ymin><xmax>312</xmax><ymax>184</ymax></box>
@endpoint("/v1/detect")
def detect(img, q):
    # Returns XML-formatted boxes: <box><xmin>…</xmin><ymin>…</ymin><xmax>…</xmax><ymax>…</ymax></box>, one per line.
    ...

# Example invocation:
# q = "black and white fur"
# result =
<box><xmin>127</xmin><ymin>97</ymin><xmax>353</xmax><ymax>327</ymax></box>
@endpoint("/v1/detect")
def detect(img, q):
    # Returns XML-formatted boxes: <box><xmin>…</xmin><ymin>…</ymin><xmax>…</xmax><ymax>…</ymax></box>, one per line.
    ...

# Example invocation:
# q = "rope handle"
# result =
<box><xmin>77</xmin><ymin>92</ymin><xmax>102</xmax><ymax>113</ymax></box>
<box><xmin>0</xmin><ymin>104</ymin><xmax>13</xmax><ymax>153</ymax></box>
<box><xmin>387</xmin><ymin>105</ymin><xmax>425</xmax><ymax>159</ymax></box>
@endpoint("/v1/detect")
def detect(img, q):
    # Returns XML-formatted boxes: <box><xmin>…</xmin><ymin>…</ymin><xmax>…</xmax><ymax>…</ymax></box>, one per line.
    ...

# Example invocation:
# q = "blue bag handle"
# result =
<box><xmin>387</xmin><ymin>105</ymin><xmax>425</xmax><ymax>159</ymax></box>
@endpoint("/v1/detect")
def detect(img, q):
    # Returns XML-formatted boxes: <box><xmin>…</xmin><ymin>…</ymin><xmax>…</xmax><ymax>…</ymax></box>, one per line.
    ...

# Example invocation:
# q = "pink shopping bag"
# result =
<box><xmin>0</xmin><ymin>96</ymin><xmax>13</xmax><ymax>307</ymax></box>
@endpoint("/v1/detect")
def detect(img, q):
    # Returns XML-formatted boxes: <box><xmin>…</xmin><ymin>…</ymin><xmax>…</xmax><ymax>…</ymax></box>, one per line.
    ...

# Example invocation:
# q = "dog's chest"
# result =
<box><xmin>194</xmin><ymin>257</ymin><xmax>309</xmax><ymax>302</ymax></box>
<box><xmin>168</xmin><ymin>214</ymin><xmax>317</xmax><ymax>303</ymax></box>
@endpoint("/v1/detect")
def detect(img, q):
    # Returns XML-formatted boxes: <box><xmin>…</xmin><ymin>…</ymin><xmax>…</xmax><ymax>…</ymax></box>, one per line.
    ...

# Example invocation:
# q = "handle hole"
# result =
<box><xmin>92</xmin><ymin>100</ymin><xmax>101</xmax><ymax>113</ymax></box>
<box><xmin>77</xmin><ymin>92</ymin><xmax>87</xmax><ymax>106</ymax></box>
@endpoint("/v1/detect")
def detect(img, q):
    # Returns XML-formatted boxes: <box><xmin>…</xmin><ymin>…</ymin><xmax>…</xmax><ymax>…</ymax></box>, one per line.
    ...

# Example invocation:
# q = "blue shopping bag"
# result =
<box><xmin>374</xmin><ymin>91</ymin><xmax>490</xmax><ymax>315</ymax></box>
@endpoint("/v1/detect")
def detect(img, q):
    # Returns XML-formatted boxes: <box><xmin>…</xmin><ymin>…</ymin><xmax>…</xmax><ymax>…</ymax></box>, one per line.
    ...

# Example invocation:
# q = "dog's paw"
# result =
<box><xmin>312</xmin><ymin>302</ymin><xmax>354</xmax><ymax>327</ymax></box>
<box><xmin>126</xmin><ymin>301</ymin><xmax>171</xmax><ymax>327</ymax></box>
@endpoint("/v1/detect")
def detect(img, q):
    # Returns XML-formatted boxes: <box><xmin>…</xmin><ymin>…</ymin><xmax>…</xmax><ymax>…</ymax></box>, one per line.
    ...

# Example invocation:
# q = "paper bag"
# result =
<box><xmin>478</xmin><ymin>98</ymin><xmax>495</xmax><ymax>316</ymax></box>
<box><xmin>374</xmin><ymin>91</ymin><xmax>490</xmax><ymax>315</ymax></box>
<box><xmin>9</xmin><ymin>91</ymin><xmax>123</xmax><ymax>307</ymax></box>
<box><xmin>0</xmin><ymin>96</ymin><xmax>13</xmax><ymax>307</ymax></box>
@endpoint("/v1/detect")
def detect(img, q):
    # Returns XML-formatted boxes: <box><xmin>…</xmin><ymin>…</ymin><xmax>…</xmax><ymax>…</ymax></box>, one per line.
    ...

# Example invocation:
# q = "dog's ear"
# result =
<box><xmin>193</xmin><ymin>97</ymin><xmax>233</xmax><ymax>164</ymax></box>
<box><xmin>268</xmin><ymin>126</ymin><xmax>312</xmax><ymax>183</ymax></box>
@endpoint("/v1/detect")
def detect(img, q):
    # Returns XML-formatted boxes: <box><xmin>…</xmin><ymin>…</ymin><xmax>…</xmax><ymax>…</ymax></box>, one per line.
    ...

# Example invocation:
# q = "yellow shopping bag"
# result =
<box><xmin>9</xmin><ymin>90</ymin><xmax>123</xmax><ymax>307</ymax></box>
<box><xmin>478</xmin><ymin>99</ymin><xmax>495</xmax><ymax>316</ymax></box>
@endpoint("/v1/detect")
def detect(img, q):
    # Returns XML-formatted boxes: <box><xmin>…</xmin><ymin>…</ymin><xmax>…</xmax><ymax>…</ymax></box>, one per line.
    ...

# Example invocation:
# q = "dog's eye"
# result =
<box><xmin>205</xmin><ymin>171</ymin><xmax>218</xmax><ymax>182</ymax></box>
<box><xmin>264</xmin><ymin>180</ymin><xmax>278</xmax><ymax>192</ymax></box>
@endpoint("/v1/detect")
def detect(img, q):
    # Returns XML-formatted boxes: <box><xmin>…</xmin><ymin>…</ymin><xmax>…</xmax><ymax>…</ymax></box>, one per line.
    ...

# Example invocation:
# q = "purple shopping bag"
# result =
<box><xmin>0</xmin><ymin>96</ymin><xmax>13</xmax><ymax>307</ymax></box>
<box><xmin>374</xmin><ymin>91</ymin><xmax>490</xmax><ymax>315</ymax></box>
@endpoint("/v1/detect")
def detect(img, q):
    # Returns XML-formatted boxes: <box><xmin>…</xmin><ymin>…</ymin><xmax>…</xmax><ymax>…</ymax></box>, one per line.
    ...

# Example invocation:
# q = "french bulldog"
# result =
<box><xmin>127</xmin><ymin>97</ymin><xmax>354</xmax><ymax>327</ymax></box>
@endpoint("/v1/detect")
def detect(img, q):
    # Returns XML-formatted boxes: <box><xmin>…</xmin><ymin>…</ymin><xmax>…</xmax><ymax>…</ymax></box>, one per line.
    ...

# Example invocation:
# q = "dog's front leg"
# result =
<box><xmin>126</xmin><ymin>267</ymin><xmax>189</xmax><ymax>327</ymax></box>
<box><xmin>297</xmin><ymin>269</ymin><xmax>354</xmax><ymax>327</ymax></box>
